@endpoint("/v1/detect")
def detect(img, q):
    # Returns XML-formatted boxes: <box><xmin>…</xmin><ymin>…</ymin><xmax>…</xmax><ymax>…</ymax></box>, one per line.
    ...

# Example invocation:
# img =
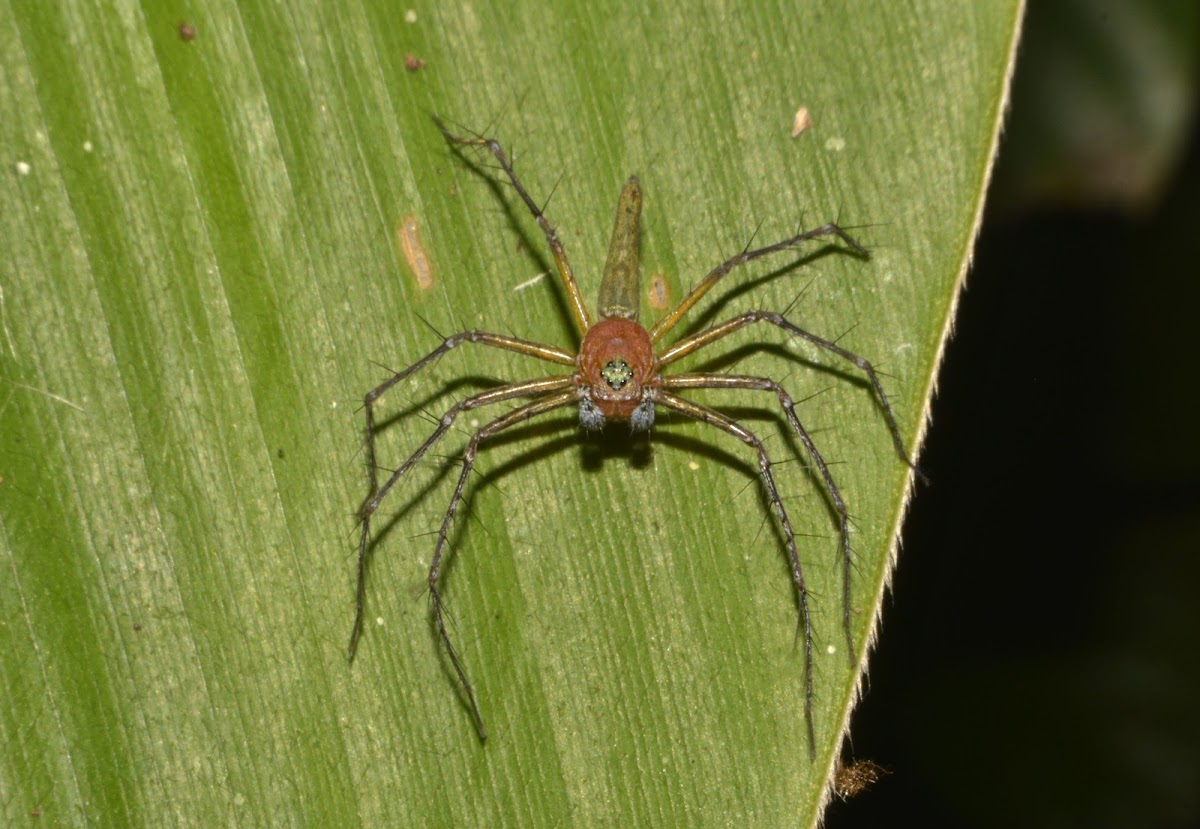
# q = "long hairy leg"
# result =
<box><xmin>350</xmin><ymin>375</ymin><xmax>574</xmax><ymax>659</ymax></box>
<box><xmin>658</xmin><ymin>310</ymin><xmax>925</xmax><ymax>482</ymax></box>
<box><xmin>655</xmin><ymin>390</ymin><xmax>819</xmax><ymax>756</ymax></box>
<box><xmin>435</xmin><ymin>117</ymin><xmax>595</xmax><ymax>335</ymax></box>
<box><xmin>425</xmin><ymin>389</ymin><xmax>578</xmax><ymax>740</ymax></box>
<box><xmin>648</xmin><ymin>224</ymin><xmax>867</xmax><ymax>343</ymax></box>
<box><xmin>362</xmin><ymin>330</ymin><xmax>574</xmax><ymax>515</ymax></box>
<box><xmin>662</xmin><ymin>373</ymin><xmax>857</xmax><ymax>662</ymax></box>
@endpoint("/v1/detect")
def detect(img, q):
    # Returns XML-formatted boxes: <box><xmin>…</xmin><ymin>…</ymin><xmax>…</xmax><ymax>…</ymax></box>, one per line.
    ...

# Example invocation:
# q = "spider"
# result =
<box><xmin>349</xmin><ymin>119</ymin><xmax>923</xmax><ymax>749</ymax></box>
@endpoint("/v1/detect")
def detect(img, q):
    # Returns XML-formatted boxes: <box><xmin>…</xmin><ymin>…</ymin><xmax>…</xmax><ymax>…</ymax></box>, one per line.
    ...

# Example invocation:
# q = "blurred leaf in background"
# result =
<box><xmin>831</xmin><ymin>1</ymin><xmax>1200</xmax><ymax>827</ymax></box>
<box><xmin>997</xmin><ymin>0</ymin><xmax>1197</xmax><ymax>210</ymax></box>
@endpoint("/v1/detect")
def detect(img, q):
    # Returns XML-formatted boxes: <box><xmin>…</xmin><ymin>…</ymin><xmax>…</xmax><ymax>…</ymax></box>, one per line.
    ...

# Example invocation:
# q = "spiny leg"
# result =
<box><xmin>655</xmin><ymin>389</ymin><xmax>818</xmax><ymax>755</ymax></box>
<box><xmin>435</xmin><ymin>117</ymin><xmax>594</xmax><ymax>335</ymax></box>
<box><xmin>649</xmin><ymin>223</ymin><xmax>868</xmax><ymax>344</ymax></box>
<box><xmin>662</xmin><ymin>373</ymin><xmax>856</xmax><ymax>662</ymax></box>
<box><xmin>362</xmin><ymin>329</ymin><xmax>575</xmax><ymax>509</ymax></box>
<box><xmin>354</xmin><ymin>329</ymin><xmax>573</xmax><ymax>655</ymax></box>
<box><xmin>351</xmin><ymin>374</ymin><xmax>575</xmax><ymax>660</ymax></box>
<box><xmin>427</xmin><ymin>389</ymin><xmax>579</xmax><ymax>741</ymax></box>
<box><xmin>658</xmin><ymin>310</ymin><xmax>926</xmax><ymax>482</ymax></box>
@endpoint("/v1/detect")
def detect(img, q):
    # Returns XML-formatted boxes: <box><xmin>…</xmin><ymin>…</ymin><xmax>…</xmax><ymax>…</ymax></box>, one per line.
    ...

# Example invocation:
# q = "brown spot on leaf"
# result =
<box><xmin>647</xmin><ymin>272</ymin><xmax>671</xmax><ymax>311</ymax></box>
<box><xmin>396</xmin><ymin>215</ymin><xmax>434</xmax><ymax>290</ymax></box>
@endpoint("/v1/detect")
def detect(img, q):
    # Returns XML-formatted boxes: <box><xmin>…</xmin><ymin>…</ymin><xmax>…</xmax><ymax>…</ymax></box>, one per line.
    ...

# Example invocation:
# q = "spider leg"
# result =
<box><xmin>649</xmin><ymin>223</ymin><xmax>867</xmax><ymax>344</ymax></box>
<box><xmin>362</xmin><ymin>330</ymin><xmax>575</xmax><ymax>513</ymax></box>
<box><xmin>428</xmin><ymin>388</ymin><xmax>579</xmax><ymax>741</ymax></box>
<box><xmin>356</xmin><ymin>330</ymin><xmax>572</xmax><ymax>637</ymax></box>
<box><xmin>350</xmin><ymin>374</ymin><xmax>575</xmax><ymax>660</ymax></box>
<box><xmin>658</xmin><ymin>310</ymin><xmax>926</xmax><ymax>483</ymax></box>
<box><xmin>662</xmin><ymin>373</ymin><xmax>856</xmax><ymax>664</ymax></box>
<box><xmin>435</xmin><ymin>117</ymin><xmax>594</xmax><ymax>335</ymax></box>
<box><xmin>655</xmin><ymin>389</ymin><xmax>818</xmax><ymax>756</ymax></box>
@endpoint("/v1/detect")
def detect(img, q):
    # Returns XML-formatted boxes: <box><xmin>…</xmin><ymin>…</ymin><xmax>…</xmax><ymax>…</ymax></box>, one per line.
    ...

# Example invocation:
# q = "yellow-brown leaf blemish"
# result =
<box><xmin>647</xmin><ymin>272</ymin><xmax>671</xmax><ymax>312</ymax></box>
<box><xmin>396</xmin><ymin>214</ymin><xmax>434</xmax><ymax>290</ymax></box>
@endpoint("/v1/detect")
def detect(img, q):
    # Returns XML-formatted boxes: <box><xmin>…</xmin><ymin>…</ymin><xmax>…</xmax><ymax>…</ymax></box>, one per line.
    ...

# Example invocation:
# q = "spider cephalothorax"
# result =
<box><xmin>348</xmin><ymin>119</ymin><xmax>924</xmax><ymax>750</ymax></box>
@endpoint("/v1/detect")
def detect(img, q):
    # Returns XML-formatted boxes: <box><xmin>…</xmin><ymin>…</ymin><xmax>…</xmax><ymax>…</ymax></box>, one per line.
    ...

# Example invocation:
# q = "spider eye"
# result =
<box><xmin>600</xmin><ymin>358</ymin><xmax>634</xmax><ymax>390</ymax></box>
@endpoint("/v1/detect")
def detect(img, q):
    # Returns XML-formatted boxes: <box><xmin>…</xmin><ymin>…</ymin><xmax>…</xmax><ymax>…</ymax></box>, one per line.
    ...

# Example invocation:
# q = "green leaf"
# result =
<box><xmin>0</xmin><ymin>1</ymin><xmax>1021</xmax><ymax>826</ymax></box>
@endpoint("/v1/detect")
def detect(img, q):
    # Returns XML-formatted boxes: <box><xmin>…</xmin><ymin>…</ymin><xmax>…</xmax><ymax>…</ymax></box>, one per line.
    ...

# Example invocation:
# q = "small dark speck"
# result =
<box><xmin>178</xmin><ymin>22</ymin><xmax>196</xmax><ymax>41</ymax></box>
<box><xmin>133</xmin><ymin>623</ymin><xmax>142</xmax><ymax>632</ymax></box>
<box><xmin>404</xmin><ymin>53</ymin><xmax>427</xmax><ymax>72</ymax></box>
<box><xmin>277</xmin><ymin>448</ymin><xmax>285</xmax><ymax>459</ymax></box>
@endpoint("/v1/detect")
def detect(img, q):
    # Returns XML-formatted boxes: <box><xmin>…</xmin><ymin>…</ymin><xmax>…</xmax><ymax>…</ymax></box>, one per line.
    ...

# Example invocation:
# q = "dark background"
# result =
<box><xmin>828</xmin><ymin>3</ymin><xmax>1200</xmax><ymax>827</ymax></box>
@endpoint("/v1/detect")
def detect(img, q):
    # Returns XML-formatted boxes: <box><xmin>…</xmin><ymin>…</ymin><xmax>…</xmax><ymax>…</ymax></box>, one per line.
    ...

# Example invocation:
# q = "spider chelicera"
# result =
<box><xmin>349</xmin><ymin>119</ymin><xmax>923</xmax><ymax>748</ymax></box>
